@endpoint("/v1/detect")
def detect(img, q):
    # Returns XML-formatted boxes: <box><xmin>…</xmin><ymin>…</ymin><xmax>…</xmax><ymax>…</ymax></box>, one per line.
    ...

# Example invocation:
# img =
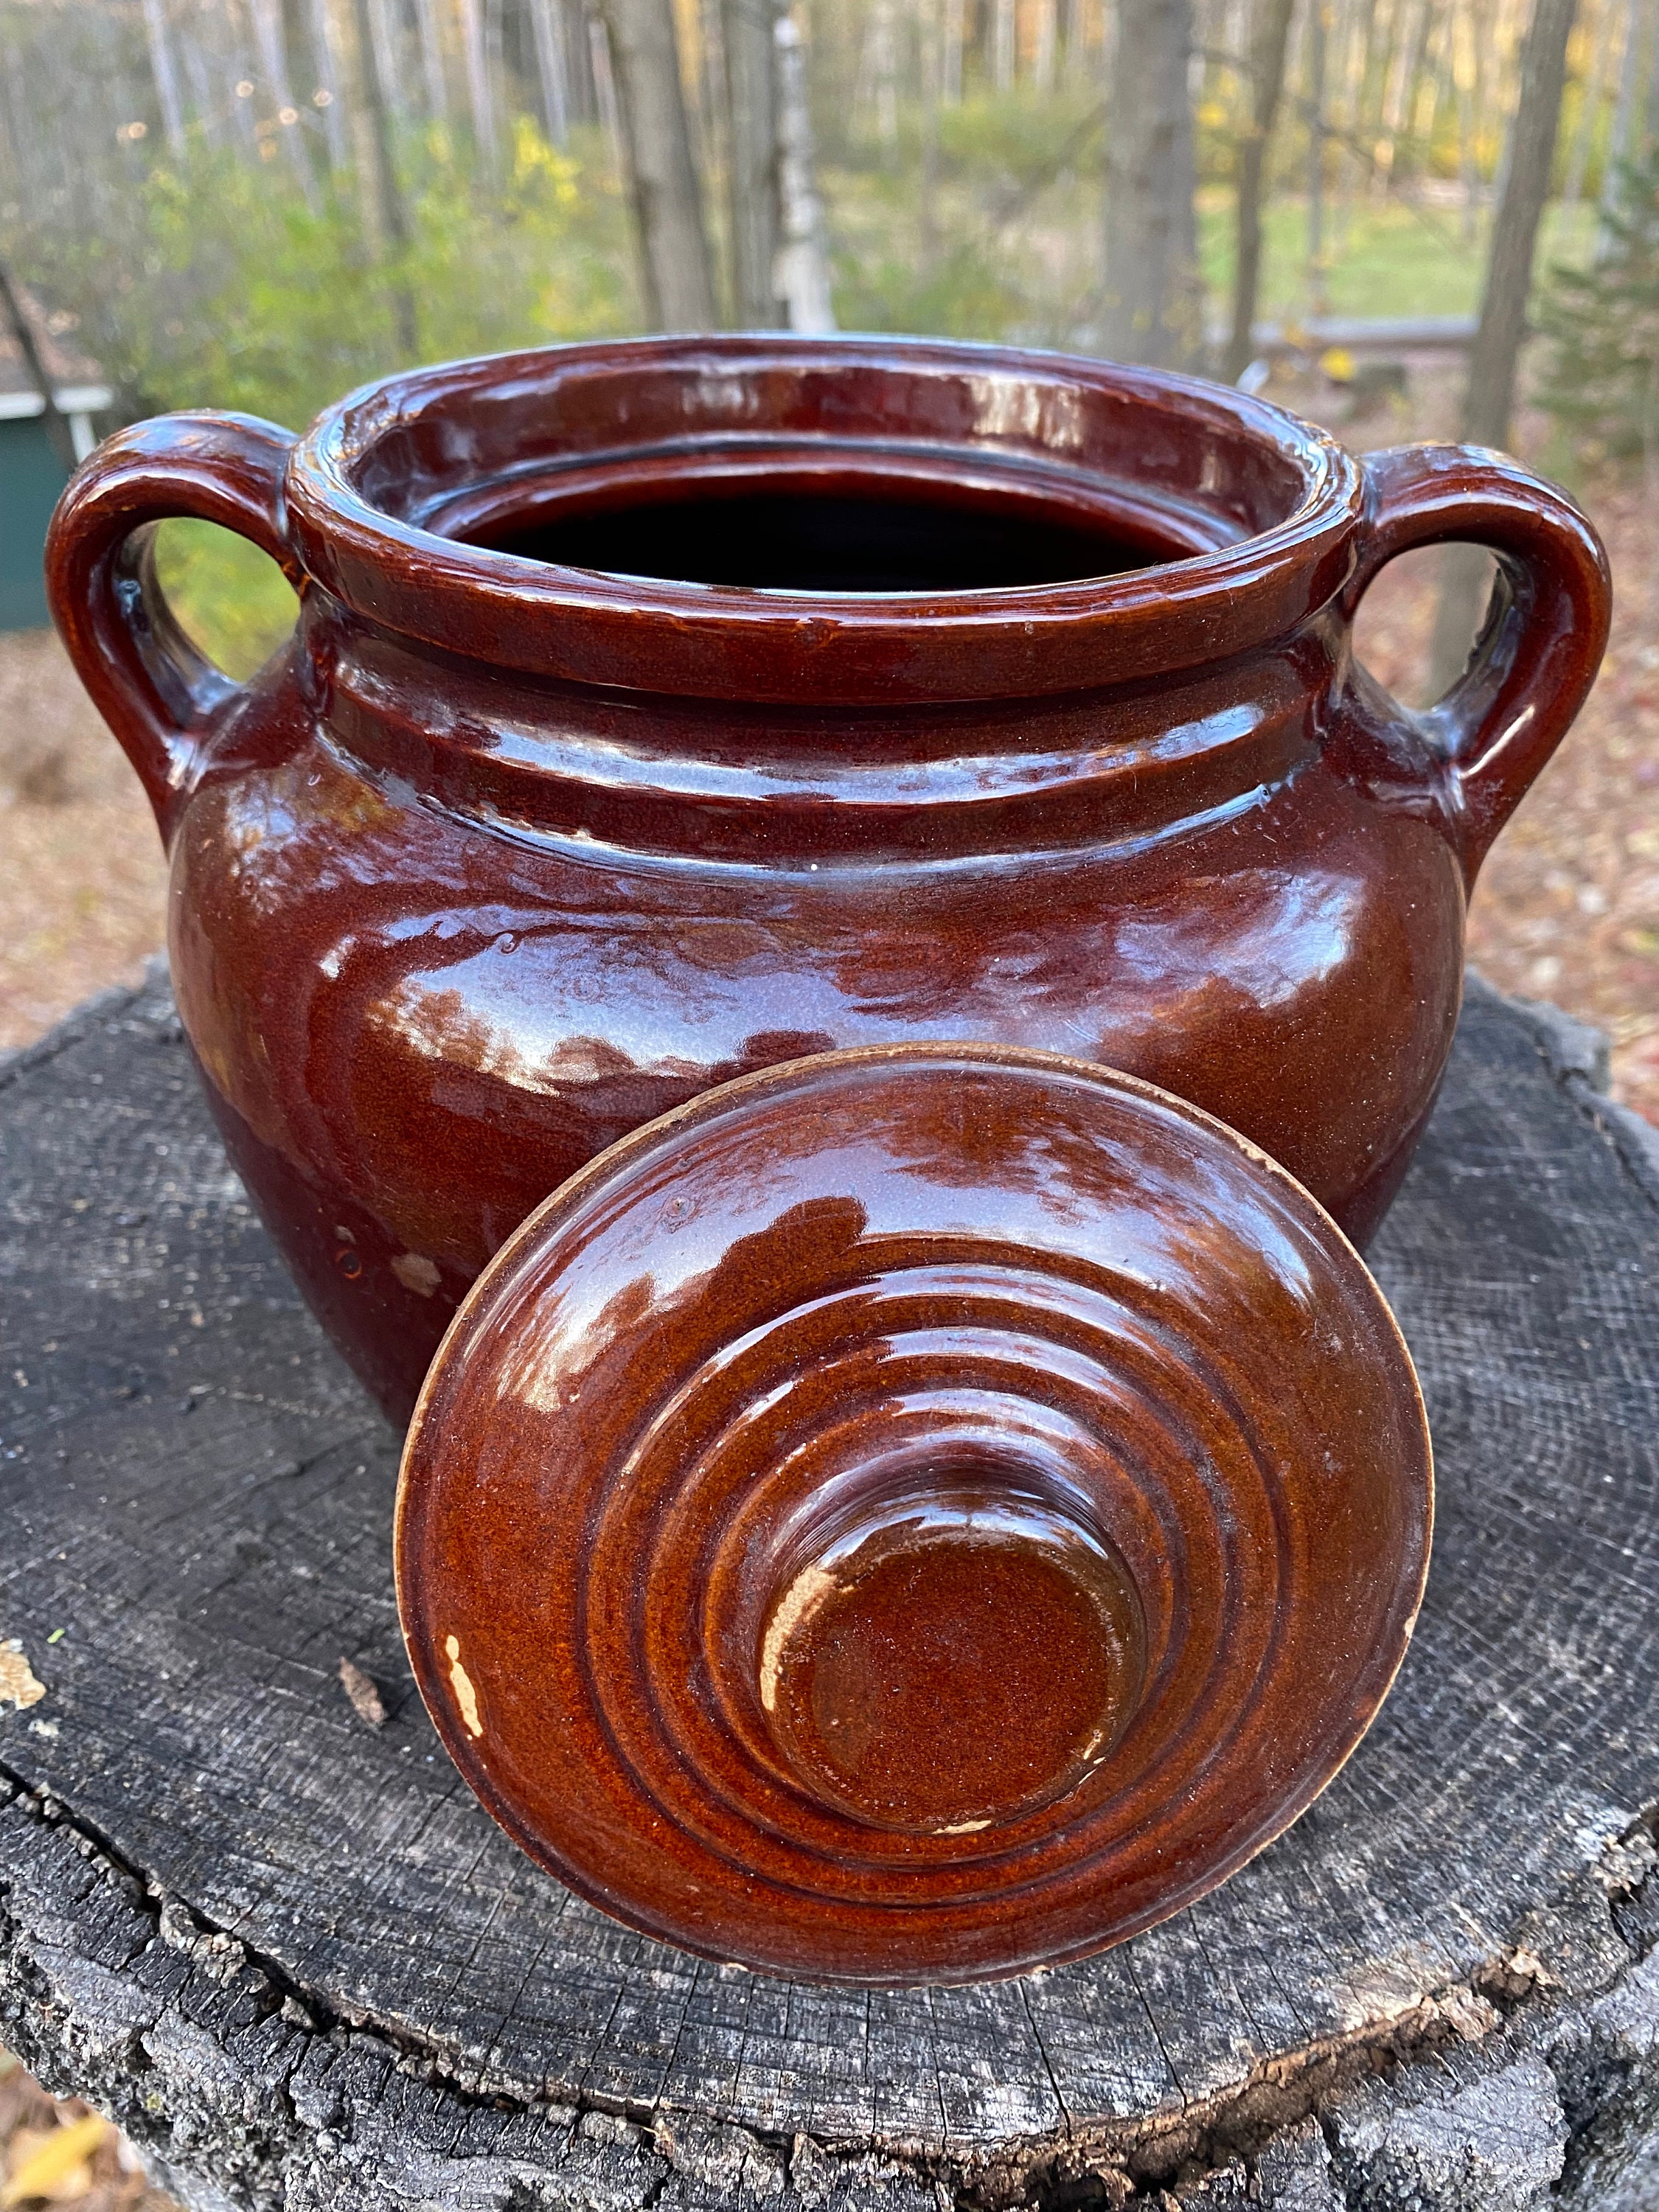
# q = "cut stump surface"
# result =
<box><xmin>1</xmin><ymin>970</ymin><xmax>1658</xmax><ymax>2211</ymax></box>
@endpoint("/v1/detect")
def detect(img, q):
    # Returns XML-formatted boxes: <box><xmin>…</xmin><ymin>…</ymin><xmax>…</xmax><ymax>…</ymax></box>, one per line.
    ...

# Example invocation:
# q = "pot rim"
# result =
<box><xmin>285</xmin><ymin>333</ymin><xmax>1364</xmax><ymax>705</ymax></box>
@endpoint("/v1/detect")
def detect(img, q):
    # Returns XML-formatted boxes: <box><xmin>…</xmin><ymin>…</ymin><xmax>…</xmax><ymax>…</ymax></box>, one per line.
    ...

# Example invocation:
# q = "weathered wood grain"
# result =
<box><xmin>1</xmin><ymin>967</ymin><xmax>1656</xmax><ymax>2210</ymax></box>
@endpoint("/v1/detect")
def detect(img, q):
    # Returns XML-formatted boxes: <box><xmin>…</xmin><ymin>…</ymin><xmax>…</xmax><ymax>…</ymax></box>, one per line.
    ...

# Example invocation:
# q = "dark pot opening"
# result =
<box><xmin>470</xmin><ymin>484</ymin><xmax>1166</xmax><ymax>594</ymax></box>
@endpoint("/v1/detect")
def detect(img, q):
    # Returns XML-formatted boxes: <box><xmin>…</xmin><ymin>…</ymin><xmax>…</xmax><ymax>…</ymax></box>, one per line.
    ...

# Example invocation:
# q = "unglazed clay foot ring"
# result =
<box><xmin>395</xmin><ymin>1046</ymin><xmax>1432</xmax><ymax>1986</ymax></box>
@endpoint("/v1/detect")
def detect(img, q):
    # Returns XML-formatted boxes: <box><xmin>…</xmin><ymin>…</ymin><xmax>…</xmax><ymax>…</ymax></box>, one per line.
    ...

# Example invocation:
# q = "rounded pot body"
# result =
<box><xmin>46</xmin><ymin>337</ymin><xmax>1610</xmax><ymax>1425</ymax></box>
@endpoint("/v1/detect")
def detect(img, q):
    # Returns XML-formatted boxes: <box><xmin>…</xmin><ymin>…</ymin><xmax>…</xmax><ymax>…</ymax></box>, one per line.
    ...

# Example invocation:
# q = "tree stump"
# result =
<box><xmin>2</xmin><ymin>967</ymin><xmax>1657</xmax><ymax>2212</ymax></box>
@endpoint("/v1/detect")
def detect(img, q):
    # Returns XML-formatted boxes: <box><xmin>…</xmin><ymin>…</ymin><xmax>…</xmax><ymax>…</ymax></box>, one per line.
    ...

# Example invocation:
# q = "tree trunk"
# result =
<box><xmin>774</xmin><ymin>12</ymin><xmax>836</xmax><ymax>330</ymax></box>
<box><xmin>347</xmin><ymin>0</ymin><xmax>419</xmax><ymax>357</ymax></box>
<box><xmin>1307</xmin><ymin>0</ymin><xmax>1330</xmax><ymax>315</ymax></box>
<box><xmin>943</xmin><ymin>0</ymin><xmax>965</xmax><ymax>100</ymax></box>
<box><xmin>1225</xmin><ymin>0</ymin><xmax>1298</xmax><ymax>382</ymax></box>
<box><xmin>529</xmin><ymin>0</ymin><xmax>571</xmax><ymax>142</ymax></box>
<box><xmin>413</xmin><ymin>0</ymin><xmax>448</xmax><ymax>120</ymax></box>
<box><xmin>308</xmin><ymin>0</ymin><xmax>349</xmax><ymax>165</ymax></box>
<box><xmin>1430</xmin><ymin>0</ymin><xmax>1579</xmax><ymax>695</ymax></box>
<box><xmin>993</xmin><ymin>0</ymin><xmax>1017</xmax><ymax>87</ymax></box>
<box><xmin>140</xmin><ymin>0</ymin><xmax>186</xmax><ymax>153</ymax></box>
<box><xmin>250</xmin><ymin>0</ymin><xmax>319</xmax><ymax>195</ymax></box>
<box><xmin>1100</xmin><ymin>0</ymin><xmax>1204</xmax><ymax>368</ymax></box>
<box><xmin>722</xmin><ymin>0</ymin><xmax>782</xmax><ymax>325</ymax></box>
<box><xmin>599</xmin><ymin>0</ymin><xmax>718</xmax><ymax>330</ymax></box>
<box><xmin>1034</xmin><ymin>0</ymin><xmax>1058</xmax><ymax>89</ymax></box>
<box><xmin>456</xmin><ymin>0</ymin><xmax>498</xmax><ymax>174</ymax></box>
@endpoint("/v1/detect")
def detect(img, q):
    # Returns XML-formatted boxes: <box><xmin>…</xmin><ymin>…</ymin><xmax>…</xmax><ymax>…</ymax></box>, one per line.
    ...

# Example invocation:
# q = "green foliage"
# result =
<box><xmin>1539</xmin><ymin>152</ymin><xmax>1659</xmax><ymax>465</ymax></box>
<box><xmin>152</xmin><ymin>520</ymin><xmax>299</xmax><ymax>681</ymax></box>
<box><xmin>21</xmin><ymin>115</ymin><xmax>633</xmax><ymax>434</ymax></box>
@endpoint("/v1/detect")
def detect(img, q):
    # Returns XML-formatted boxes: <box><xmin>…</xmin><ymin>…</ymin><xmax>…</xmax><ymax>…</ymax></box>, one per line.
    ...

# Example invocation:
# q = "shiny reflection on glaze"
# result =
<box><xmin>396</xmin><ymin>1046</ymin><xmax>1431</xmax><ymax>1985</ymax></box>
<box><xmin>46</xmin><ymin>339</ymin><xmax>1611</xmax><ymax>1423</ymax></box>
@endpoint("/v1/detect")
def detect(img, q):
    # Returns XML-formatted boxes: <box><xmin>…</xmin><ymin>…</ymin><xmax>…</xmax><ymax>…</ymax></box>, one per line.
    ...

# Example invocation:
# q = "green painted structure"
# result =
<box><xmin>0</xmin><ymin>410</ymin><xmax>70</xmax><ymax>629</ymax></box>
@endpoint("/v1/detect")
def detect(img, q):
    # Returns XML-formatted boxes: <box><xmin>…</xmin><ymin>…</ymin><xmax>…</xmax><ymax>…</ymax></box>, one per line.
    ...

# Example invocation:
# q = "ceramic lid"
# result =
<box><xmin>395</xmin><ymin>1045</ymin><xmax>1431</xmax><ymax>1986</ymax></box>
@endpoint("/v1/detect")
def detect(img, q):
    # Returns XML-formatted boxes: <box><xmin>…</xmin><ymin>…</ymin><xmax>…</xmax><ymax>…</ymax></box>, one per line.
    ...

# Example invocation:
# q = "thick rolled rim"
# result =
<box><xmin>284</xmin><ymin>333</ymin><xmax>1365</xmax><ymax>703</ymax></box>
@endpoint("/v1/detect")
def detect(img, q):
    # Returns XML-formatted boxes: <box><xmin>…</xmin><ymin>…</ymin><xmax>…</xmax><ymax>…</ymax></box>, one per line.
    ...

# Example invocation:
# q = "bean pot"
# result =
<box><xmin>46</xmin><ymin>335</ymin><xmax>1610</xmax><ymax>1426</ymax></box>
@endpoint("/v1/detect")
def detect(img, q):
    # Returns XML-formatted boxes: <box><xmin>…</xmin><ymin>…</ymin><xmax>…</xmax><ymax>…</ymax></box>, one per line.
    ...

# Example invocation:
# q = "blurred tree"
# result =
<box><xmin>346</xmin><ymin>0</ymin><xmax>419</xmax><ymax>355</ymax></box>
<box><xmin>1540</xmin><ymin>142</ymin><xmax>1659</xmax><ymax>459</ymax></box>
<box><xmin>1431</xmin><ymin>0</ymin><xmax>1579</xmax><ymax>693</ymax></box>
<box><xmin>775</xmin><ymin>15</ymin><xmax>837</xmax><ymax>329</ymax></box>
<box><xmin>1225</xmin><ymin>0</ymin><xmax>1298</xmax><ymax>381</ymax></box>
<box><xmin>723</xmin><ymin>0</ymin><xmax>785</xmax><ymax>324</ymax></box>
<box><xmin>596</xmin><ymin>0</ymin><xmax>717</xmax><ymax>327</ymax></box>
<box><xmin>1100</xmin><ymin>0</ymin><xmax>1203</xmax><ymax>366</ymax></box>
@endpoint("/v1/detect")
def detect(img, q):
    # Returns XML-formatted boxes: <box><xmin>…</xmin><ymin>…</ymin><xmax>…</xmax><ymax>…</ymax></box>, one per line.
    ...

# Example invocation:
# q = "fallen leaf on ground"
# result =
<box><xmin>338</xmin><ymin>1656</ymin><xmax>386</xmax><ymax>1728</ymax></box>
<box><xmin>1</xmin><ymin>2112</ymin><xmax>108</xmax><ymax>2205</ymax></box>
<box><xmin>0</xmin><ymin>1645</ymin><xmax>45</xmax><ymax>1712</ymax></box>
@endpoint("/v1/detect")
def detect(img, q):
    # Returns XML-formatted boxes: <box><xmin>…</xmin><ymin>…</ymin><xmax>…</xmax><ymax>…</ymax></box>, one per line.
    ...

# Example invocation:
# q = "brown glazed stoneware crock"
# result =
<box><xmin>46</xmin><ymin>335</ymin><xmax>1611</xmax><ymax>1425</ymax></box>
<box><xmin>395</xmin><ymin>1043</ymin><xmax>1433</xmax><ymax>1984</ymax></box>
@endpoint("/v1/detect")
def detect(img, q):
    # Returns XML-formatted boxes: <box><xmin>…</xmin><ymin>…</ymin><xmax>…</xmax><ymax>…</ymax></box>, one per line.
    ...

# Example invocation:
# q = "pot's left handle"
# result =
<box><xmin>45</xmin><ymin>411</ymin><xmax>302</xmax><ymax>843</ymax></box>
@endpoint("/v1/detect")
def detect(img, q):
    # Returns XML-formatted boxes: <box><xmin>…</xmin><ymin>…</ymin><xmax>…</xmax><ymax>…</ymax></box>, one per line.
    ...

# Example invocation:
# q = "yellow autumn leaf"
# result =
<box><xmin>1319</xmin><ymin>347</ymin><xmax>1357</xmax><ymax>383</ymax></box>
<box><xmin>1</xmin><ymin>2113</ymin><xmax>108</xmax><ymax>2207</ymax></box>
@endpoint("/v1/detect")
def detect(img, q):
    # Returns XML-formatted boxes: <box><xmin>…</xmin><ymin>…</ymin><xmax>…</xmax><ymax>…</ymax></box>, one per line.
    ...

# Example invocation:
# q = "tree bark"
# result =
<box><xmin>308</xmin><ymin>0</ymin><xmax>349</xmax><ymax>166</ymax></box>
<box><xmin>456</xmin><ymin>0</ymin><xmax>498</xmax><ymax>175</ymax></box>
<box><xmin>1307</xmin><ymin>0</ymin><xmax>1331</xmax><ymax>315</ymax></box>
<box><xmin>1430</xmin><ymin>0</ymin><xmax>1579</xmax><ymax>694</ymax></box>
<box><xmin>1225</xmin><ymin>0</ymin><xmax>1298</xmax><ymax>383</ymax></box>
<box><xmin>529</xmin><ymin>0</ymin><xmax>571</xmax><ymax>144</ymax></box>
<box><xmin>1100</xmin><ymin>0</ymin><xmax>1204</xmax><ymax>368</ymax></box>
<box><xmin>599</xmin><ymin>0</ymin><xmax>718</xmax><ymax>330</ymax></box>
<box><xmin>413</xmin><ymin>0</ymin><xmax>448</xmax><ymax>120</ymax></box>
<box><xmin>140</xmin><ymin>0</ymin><xmax>187</xmax><ymax>154</ymax></box>
<box><xmin>722</xmin><ymin>0</ymin><xmax>782</xmax><ymax>326</ymax></box>
<box><xmin>774</xmin><ymin>13</ymin><xmax>836</xmax><ymax>330</ymax></box>
<box><xmin>347</xmin><ymin>0</ymin><xmax>419</xmax><ymax>358</ymax></box>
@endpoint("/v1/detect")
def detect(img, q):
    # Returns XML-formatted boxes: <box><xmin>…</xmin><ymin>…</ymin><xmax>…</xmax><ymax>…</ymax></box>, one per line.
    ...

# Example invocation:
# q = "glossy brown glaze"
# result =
<box><xmin>395</xmin><ymin>1045</ymin><xmax>1433</xmax><ymax>1983</ymax></box>
<box><xmin>45</xmin><ymin>337</ymin><xmax>1610</xmax><ymax>1424</ymax></box>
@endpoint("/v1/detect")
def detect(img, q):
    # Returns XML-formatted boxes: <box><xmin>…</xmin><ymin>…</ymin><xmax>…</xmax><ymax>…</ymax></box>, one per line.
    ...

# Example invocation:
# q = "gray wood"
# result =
<box><xmin>2</xmin><ymin>966</ymin><xmax>1658</xmax><ymax>2211</ymax></box>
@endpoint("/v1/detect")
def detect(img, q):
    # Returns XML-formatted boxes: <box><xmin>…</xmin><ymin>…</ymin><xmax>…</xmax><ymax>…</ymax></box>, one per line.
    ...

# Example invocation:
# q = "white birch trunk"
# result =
<box><xmin>415</xmin><ymin>0</ymin><xmax>450</xmax><ymax>119</ymax></box>
<box><xmin>529</xmin><ymin>0</ymin><xmax>571</xmax><ymax>140</ymax></box>
<box><xmin>590</xmin><ymin>10</ymin><xmax>625</xmax><ymax>164</ymax></box>
<box><xmin>1035</xmin><ymin>0</ymin><xmax>1058</xmax><ymax>88</ymax></box>
<box><xmin>308</xmin><ymin>0</ymin><xmax>349</xmax><ymax>161</ymax></box>
<box><xmin>456</xmin><ymin>0</ymin><xmax>498</xmax><ymax>170</ymax></box>
<box><xmin>942</xmin><ymin>0</ymin><xmax>964</xmax><ymax>99</ymax></box>
<box><xmin>774</xmin><ymin>11</ymin><xmax>835</xmax><ymax>330</ymax></box>
<box><xmin>142</xmin><ymin>0</ymin><xmax>187</xmax><ymax>153</ymax></box>
<box><xmin>993</xmin><ymin>0</ymin><xmax>1017</xmax><ymax>86</ymax></box>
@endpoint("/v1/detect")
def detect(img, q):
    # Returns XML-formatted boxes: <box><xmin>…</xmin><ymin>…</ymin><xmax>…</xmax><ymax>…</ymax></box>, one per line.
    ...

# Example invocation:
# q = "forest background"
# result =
<box><xmin>0</xmin><ymin>0</ymin><xmax>1647</xmax><ymax>662</ymax></box>
<box><xmin>2</xmin><ymin>0</ymin><xmax>1659</xmax><ymax>1097</ymax></box>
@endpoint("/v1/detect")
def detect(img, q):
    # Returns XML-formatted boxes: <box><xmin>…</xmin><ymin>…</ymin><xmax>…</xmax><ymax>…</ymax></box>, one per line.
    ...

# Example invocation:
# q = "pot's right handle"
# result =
<box><xmin>1343</xmin><ymin>444</ymin><xmax>1611</xmax><ymax>886</ymax></box>
<box><xmin>45</xmin><ymin>411</ymin><xmax>301</xmax><ymax>844</ymax></box>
